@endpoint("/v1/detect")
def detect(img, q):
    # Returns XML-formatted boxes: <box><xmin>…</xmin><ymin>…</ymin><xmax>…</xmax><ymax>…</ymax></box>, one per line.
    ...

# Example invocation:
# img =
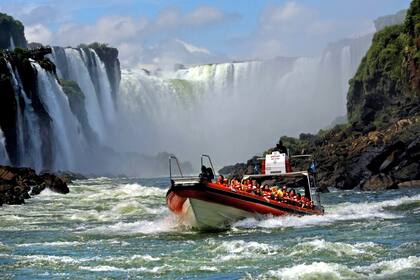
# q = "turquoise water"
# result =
<box><xmin>0</xmin><ymin>177</ymin><xmax>419</xmax><ymax>279</ymax></box>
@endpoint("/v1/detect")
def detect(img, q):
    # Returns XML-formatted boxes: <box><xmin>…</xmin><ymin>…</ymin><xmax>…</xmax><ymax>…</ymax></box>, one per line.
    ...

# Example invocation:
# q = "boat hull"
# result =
<box><xmin>166</xmin><ymin>182</ymin><xmax>322</xmax><ymax>229</ymax></box>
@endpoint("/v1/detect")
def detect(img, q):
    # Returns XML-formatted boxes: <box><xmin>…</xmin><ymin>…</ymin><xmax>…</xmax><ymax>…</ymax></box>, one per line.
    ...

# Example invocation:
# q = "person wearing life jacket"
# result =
<box><xmin>282</xmin><ymin>186</ymin><xmax>289</xmax><ymax>199</ymax></box>
<box><xmin>261</xmin><ymin>184</ymin><xmax>271</xmax><ymax>198</ymax></box>
<box><xmin>276</xmin><ymin>187</ymin><xmax>284</xmax><ymax>200</ymax></box>
<box><xmin>223</xmin><ymin>178</ymin><xmax>228</xmax><ymax>186</ymax></box>
<box><xmin>217</xmin><ymin>175</ymin><xmax>224</xmax><ymax>185</ymax></box>
<box><xmin>296</xmin><ymin>193</ymin><xmax>303</xmax><ymax>207</ymax></box>
<box><xmin>240</xmin><ymin>180</ymin><xmax>248</xmax><ymax>191</ymax></box>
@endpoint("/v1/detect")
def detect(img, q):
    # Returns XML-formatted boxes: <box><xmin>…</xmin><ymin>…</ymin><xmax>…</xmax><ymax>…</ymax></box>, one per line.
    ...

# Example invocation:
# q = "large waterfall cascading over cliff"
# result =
<box><xmin>32</xmin><ymin>63</ymin><xmax>89</xmax><ymax>171</ymax></box>
<box><xmin>0</xmin><ymin>45</ymin><xmax>119</xmax><ymax>173</ymax></box>
<box><xmin>6</xmin><ymin>62</ymin><xmax>43</xmax><ymax>171</ymax></box>
<box><xmin>119</xmin><ymin>35</ymin><xmax>372</xmax><ymax>164</ymax></box>
<box><xmin>50</xmin><ymin>47</ymin><xmax>116</xmax><ymax>143</ymax></box>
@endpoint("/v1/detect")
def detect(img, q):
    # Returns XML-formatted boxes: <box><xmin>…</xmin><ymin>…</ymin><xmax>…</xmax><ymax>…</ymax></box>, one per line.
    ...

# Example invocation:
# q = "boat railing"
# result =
<box><xmin>201</xmin><ymin>154</ymin><xmax>215</xmax><ymax>176</ymax></box>
<box><xmin>169</xmin><ymin>155</ymin><xmax>201</xmax><ymax>185</ymax></box>
<box><xmin>169</xmin><ymin>155</ymin><xmax>183</xmax><ymax>180</ymax></box>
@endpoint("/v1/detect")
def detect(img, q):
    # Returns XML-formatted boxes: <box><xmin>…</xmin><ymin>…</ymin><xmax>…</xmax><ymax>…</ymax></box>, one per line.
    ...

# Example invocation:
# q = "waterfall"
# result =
<box><xmin>89</xmin><ymin>49</ymin><xmax>116</xmax><ymax>125</ymax></box>
<box><xmin>50</xmin><ymin>47</ymin><xmax>117</xmax><ymax>142</ymax></box>
<box><xmin>56</xmin><ymin>48</ymin><xmax>106</xmax><ymax>141</ymax></box>
<box><xmin>0</xmin><ymin>128</ymin><xmax>10</xmax><ymax>165</ymax></box>
<box><xmin>9</xmin><ymin>36</ymin><xmax>15</xmax><ymax>51</ymax></box>
<box><xmin>119</xmin><ymin>35</ymin><xmax>372</xmax><ymax>164</ymax></box>
<box><xmin>6</xmin><ymin>62</ymin><xmax>43</xmax><ymax>171</ymax></box>
<box><xmin>32</xmin><ymin>63</ymin><xmax>87</xmax><ymax>171</ymax></box>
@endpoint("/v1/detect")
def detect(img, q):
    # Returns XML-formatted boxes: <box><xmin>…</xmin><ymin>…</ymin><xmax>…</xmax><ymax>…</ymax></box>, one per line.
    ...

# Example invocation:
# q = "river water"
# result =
<box><xmin>1</xmin><ymin>177</ymin><xmax>419</xmax><ymax>279</ymax></box>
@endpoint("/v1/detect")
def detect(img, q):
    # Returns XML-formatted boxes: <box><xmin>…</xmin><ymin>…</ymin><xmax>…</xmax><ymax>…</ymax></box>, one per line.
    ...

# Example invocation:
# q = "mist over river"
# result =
<box><xmin>0</xmin><ymin>178</ymin><xmax>419</xmax><ymax>279</ymax></box>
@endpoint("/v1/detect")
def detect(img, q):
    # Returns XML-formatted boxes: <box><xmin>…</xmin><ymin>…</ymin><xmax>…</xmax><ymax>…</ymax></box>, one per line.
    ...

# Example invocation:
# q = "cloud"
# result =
<box><xmin>25</xmin><ymin>24</ymin><xmax>53</xmax><ymax>44</ymax></box>
<box><xmin>231</xmin><ymin>1</ymin><xmax>375</xmax><ymax>60</ymax></box>
<box><xmin>184</xmin><ymin>6</ymin><xmax>226</xmax><ymax>26</ymax></box>
<box><xmin>48</xmin><ymin>5</ymin><xmax>235</xmax><ymax>67</ymax></box>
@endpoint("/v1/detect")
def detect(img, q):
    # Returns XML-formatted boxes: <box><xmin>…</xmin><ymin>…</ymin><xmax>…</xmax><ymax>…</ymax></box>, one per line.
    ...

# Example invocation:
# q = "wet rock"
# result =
<box><xmin>0</xmin><ymin>165</ymin><xmax>70</xmax><ymax>205</ymax></box>
<box><xmin>40</xmin><ymin>173</ymin><xmax>69</xmax><ymax>194</ymax></box>
<box><xmin>367</xmin><ymin>141</ymin><xmax>406</xmax><ymax>173</ymax></box>
<box><xmin>44</xmin><ymin>170</ymin><xmax>87</xmax><ymax>184</ymax></box>
<box><xmin>362</xmin><ymin>174</ymin><xmax>397</xmax><ymax>191</ymax></box>
<box><xmin>398</xmin><ymin>180</ymin><xmax>420</xmax><ymax>188</ymax></box>
<box><xmin>391</xmin><ymin>162</ymin><xmax>420</xmax><ymax>182</ymax></box>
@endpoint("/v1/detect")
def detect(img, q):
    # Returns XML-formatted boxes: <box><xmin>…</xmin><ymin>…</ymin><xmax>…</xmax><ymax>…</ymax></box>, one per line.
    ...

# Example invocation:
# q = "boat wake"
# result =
<box><xmin>233</xmin><ymin>194</ymin><xmax>420</xmax><ymax>229</ymax></box>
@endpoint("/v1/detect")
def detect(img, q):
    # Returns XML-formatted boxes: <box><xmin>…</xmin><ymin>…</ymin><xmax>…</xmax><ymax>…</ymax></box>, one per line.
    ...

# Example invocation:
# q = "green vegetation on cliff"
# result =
<box><xmin>0</xmin><ymin>13</ymin><xmax>27</xmax><ymax>49</ymax></box>
<box><xmin>347</xmin><ymin>0</ymin><xmax>420</xmax><ymax>126</ymax></box>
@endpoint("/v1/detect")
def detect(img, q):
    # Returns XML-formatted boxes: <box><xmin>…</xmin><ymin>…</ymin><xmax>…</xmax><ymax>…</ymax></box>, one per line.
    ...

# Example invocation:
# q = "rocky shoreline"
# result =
<box><xmin>220</xmin><ymin>116</ymin><xmax>420</xmax><ymax>192</ymax></box>
<box><xmin>0</xmin><ymin>165</ymin><xmax>82</xmax><ymax>206</ymax></box>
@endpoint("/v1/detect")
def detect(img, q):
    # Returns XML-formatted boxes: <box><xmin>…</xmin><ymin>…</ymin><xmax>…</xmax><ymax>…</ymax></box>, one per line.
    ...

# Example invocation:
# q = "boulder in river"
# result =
<box><xmin>0</xmin><ymin>165</ymin><xmax>69</xmax><ymax>205</ymax></box>
<box><xmin>361</xmin><ymin>174</ymin><xmax>397</xmax><ymax>191</ymax></box>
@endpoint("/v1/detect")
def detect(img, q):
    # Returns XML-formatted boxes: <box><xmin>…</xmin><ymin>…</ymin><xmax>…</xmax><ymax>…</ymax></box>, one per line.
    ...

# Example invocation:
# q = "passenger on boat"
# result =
<box><xmin>199</xmin><ymin>165</ymin><xmax>209</xmax><ymax>181</ymax></box>
<box><xmin>217</xmin><ymin>175</ymin><xmax>224</xmax><ymax>184</ymax></box>
<box><xmin>273</xmin><ymin>140</ymin><xmax>288</xmax><ymax>154</ymax></box>
<box><xmin>262</xmin><ymin>184</ymin><xmax>271</xmax><ymax>197</ymax></box>
<box><xmin>251</xmin><ymin>181</ymin><xmax>260</xmax><ymax>194</ymax></box>
<box><xmin>276</xmin><ymin>187</ymin><xmax>284</xmax><ymax>199</ymax></box>
<box><xmin>207</xmin><ymin>167</ymin><xmax>214</xmax><ymax>181</ymax></box>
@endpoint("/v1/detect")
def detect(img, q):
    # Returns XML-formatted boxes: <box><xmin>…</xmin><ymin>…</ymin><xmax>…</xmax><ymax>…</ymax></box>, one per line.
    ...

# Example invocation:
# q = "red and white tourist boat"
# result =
<box><xmin>166</xmin><ymin>153</ymin><xmax>324</xmax><ymax>229</ymax></box>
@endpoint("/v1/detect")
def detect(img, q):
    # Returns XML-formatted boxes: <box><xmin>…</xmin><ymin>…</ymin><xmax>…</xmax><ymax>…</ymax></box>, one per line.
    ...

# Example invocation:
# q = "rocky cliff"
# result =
<box><xmin>220</xmin><ymin>0</ymin><xmax>420</xmax><ymax>192</ymax></box>
<box><xmin>0</xmin><ymin>13</ymin><xmax>27</xmax><ymax>49</ymax></box>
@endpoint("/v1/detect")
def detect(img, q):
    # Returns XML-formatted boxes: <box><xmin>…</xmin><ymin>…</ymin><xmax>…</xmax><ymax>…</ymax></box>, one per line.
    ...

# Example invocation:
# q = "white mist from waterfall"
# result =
<box><xmin>118</xmin><ymin>36</ymin><xmax>372</xmax><ymax>165</ymax></box>
<box><xmin>32</xmin><ymin>63</ymin><xmax>88</xmax><ymax>171</ymax></box>
<box><xmin>0</xmin><ymin>128</ymin><xmax>10</xmax><ymax>165</ymax></box>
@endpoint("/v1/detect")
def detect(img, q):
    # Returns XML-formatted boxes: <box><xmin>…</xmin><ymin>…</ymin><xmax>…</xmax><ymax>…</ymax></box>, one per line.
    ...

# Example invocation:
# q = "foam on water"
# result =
<box><xmin>16</xmin><ymin>241</ymin><xmax>84</xmax><ymax>247</ymax></box>
<box><xmin>207</xmin><ymin>239</ymin><xmax>277</xmax><ymax>262</ymax></box>
<box><xmin>234</xmin><ymin>194</ymin><xmax>420</xmax><ymax>229</ymax></box>
<box><xmin>290</xmin><ymin>239</ymin><xmax>383</xmax><ymax>258</ymax></box>
<box><xmin>258</xmin><ymin>256</ymin><xmax>420</xmax><ymax>279</ymax></box>
<box><xmin>85</xmin><ymin>214</ymin><xmax>180</xmax><ymax>235</ymax></box>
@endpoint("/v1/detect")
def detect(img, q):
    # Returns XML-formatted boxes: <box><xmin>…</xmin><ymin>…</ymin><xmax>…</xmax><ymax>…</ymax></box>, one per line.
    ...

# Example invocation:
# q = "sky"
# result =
<box><xmin>0</xmin><ymin>0</ymin><xmax>412</xmax><ymax>68</ymax></box>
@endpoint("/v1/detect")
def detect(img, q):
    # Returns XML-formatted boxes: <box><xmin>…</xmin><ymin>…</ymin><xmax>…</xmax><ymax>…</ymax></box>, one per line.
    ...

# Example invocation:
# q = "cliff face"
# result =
<box><xmin>347</xmin><ymin>0</ymin><xmax>420</xmax><ymax>127</ymax></box>
<box><xmin>220</xmin><ymin>1</ymin><xmax>420</xmax><ymax>191</ymax></box>
<box><xmin>0</xmin><ymin>13</ymin><xmax>27</xmax><ymax>49</ymax></box>
<box><xmin>0</xmin><ymin>48</ymin><xmax>55</xmax><ymax>167</ymax></box>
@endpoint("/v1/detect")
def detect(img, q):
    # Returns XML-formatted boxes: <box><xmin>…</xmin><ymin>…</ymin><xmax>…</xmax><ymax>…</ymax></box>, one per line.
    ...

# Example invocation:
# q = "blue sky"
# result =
<box><xmin>0</xmin><ymin>0</ymin><xmax>412</xmax><ymax>67</ymax></box>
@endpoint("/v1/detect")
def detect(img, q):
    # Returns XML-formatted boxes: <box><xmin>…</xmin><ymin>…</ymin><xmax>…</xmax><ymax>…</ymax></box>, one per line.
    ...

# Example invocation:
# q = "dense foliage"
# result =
<box><xmin>347</xmin><ymin>0</ymin><xmax>420</xmax><ymax>126</ymax></box>
<box><xmin>0</xmin><ymin>13</ymin><xmax>27</xmax><ymax>49</ymax></box>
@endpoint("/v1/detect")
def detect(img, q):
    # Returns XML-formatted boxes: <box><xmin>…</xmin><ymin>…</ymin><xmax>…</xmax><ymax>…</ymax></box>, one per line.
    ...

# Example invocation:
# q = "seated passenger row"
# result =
<box><xmin>216</xmin><ymin>176</ymin><xmax>314</xmax><ymax>209</ymax></box>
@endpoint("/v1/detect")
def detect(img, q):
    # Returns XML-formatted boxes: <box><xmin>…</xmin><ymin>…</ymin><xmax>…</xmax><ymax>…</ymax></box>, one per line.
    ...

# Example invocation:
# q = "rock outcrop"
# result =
<box><xmin>0</xmin><ymin>165</ymin><xmax>69</xmax><ymax>205</ymax></box>
<box><xmin>0</xmin><ymin>13</ymin><xmax>27</xmax><ymax>49</ymax></box>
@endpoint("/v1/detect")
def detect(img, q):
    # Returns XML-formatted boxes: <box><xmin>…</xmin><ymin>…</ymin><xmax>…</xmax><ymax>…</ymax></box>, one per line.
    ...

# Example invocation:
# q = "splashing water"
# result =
<box><xmin>0</xmin><ymin>127</ymin><xmax>10</xmax><ymax>165</ymax></box>
<box><xmin>0</xmin><ymin>178</ymin><xmax>419</xmax><ymax>279</ymax></box>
